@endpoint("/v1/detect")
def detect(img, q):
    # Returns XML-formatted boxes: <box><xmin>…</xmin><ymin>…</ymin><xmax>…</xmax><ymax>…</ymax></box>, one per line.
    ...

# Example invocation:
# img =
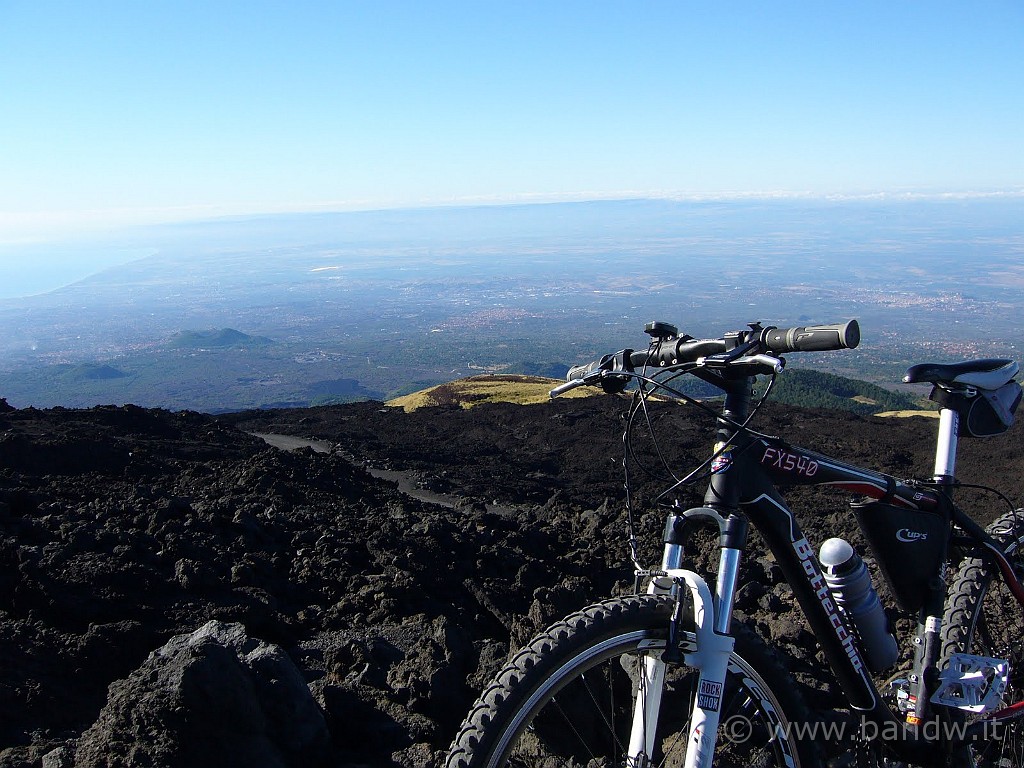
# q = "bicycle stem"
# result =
<box><xmin>703</xmin><ymin>374</ymin><xmax>754</xmax><ymax>510</ymax></box>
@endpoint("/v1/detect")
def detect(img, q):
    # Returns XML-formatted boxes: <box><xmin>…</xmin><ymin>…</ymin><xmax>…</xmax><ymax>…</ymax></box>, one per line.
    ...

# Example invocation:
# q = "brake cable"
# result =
<box><xmin>620</xmin><ymin>355</ymin><xmax>780</xmax><ymax>570</ymax></box>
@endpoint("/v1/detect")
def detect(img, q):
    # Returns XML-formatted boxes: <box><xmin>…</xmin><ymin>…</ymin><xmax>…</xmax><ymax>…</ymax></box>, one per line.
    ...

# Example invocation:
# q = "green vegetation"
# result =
<box><xmin>761</xmin><ymin>368</ymin><xmax>932</xmax><ymax>415</ymax></box>
<box><xmin>387</xmin><ymin>368</ymin><xmax>930</xmax><ymax>416</ymax></box>
<box><xmin>508</xmin><ymin>361</ymin><xmax>571</xmax><ymax>379</ymax></box>
<box><xmin>60</xmin><ymin>363</ymin><xmax>128</xmax><ymax>382</ymax></box>
<box><xmin>1</xmin><ymin>340</ymin><xmax>937</xmax><ymax>416</ymax></box>
<box><xmin>167</xmin><ymin>328</ymin><xmax>274</xmax><ymax>349</ymax></box>
<box><xmin>395</xmin><ymin>368</ymin><xmax>935</xmax><ymax>416</ymax></box>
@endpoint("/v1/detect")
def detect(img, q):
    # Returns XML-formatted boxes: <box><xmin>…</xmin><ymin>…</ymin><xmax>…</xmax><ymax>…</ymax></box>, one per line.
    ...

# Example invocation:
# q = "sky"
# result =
<box><xmin>0</xmin><ymin>0</ymin><xmax>1022</xmax><ymax>246</ymax></box>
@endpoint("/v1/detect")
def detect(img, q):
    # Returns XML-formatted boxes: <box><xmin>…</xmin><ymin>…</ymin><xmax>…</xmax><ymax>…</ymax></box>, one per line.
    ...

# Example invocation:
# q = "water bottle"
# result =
<box><xmin>819</xmin><ymin>537</ymin><xmax>898</xmax><ymax>672</ymax></box>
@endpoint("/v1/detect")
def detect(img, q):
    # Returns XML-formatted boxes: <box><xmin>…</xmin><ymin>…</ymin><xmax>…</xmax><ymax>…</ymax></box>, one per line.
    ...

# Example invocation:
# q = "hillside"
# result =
<box><xmin>2</xmin><ymin>394</ymin><xmax>1020</xmax><ymax>766</ymax></box>
<box><xmin>764</xmin><ymin>367</ymin><xmax>929</xmax><ymax>414</ymax></box>
<box><xmin>59</xmin><ymin>364</ymin><xmax>129</xmax><ymax>383</ymax></box>
<box><xmin>386</xmin><ymin>368</ymin><xmax>929</xmax><ymax>415</ymax></box>
<box><xmin>386</xmin><ymin>374</ymin><xmax>593</xmax><ymax>411</ymax></box>
<box><xmin>166</xmin><ymin>328</ymin><xmax>274</xmax><ymax>350</ymax></box>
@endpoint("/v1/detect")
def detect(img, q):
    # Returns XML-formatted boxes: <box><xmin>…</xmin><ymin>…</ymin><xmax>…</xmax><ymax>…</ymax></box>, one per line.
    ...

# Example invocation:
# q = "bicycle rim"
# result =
<box><xmin>450</xmin><ymin>597</ymin><xmax>810</xmax><ymax>768</ymax></box>
<box><xmin>943</xmin><ymin>511</ymin><xmax>1024</xmax><ymax>767</ymax></box>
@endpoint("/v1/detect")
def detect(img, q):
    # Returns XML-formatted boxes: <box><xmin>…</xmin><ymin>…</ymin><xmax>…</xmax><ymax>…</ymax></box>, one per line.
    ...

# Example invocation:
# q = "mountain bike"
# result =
<box><xmin>445</xmin><ymin>318</ymin><xmax>1024</xmax><ymax>768</ymax></box>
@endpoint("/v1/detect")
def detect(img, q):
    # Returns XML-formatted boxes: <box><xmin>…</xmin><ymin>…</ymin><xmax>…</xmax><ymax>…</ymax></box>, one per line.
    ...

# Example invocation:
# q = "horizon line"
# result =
<box><xmin>3</xmin><ymin>187</ymin><xmax>1024</xmax><ymax>246</ymax></box>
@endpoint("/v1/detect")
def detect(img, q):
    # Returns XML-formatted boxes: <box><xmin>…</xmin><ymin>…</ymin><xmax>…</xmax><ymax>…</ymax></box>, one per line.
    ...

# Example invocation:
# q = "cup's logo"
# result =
<box><xmin>897</xmin><ymin>528</ymin><xmax>928</xmax><ymax>543</ymax></box>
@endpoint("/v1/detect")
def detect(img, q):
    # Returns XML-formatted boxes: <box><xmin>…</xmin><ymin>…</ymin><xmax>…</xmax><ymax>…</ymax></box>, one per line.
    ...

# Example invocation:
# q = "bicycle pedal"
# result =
<box><xmin>930</xmin><ymin>653</ymin><xmax>1009</xmax><ymax>713</ymax></box>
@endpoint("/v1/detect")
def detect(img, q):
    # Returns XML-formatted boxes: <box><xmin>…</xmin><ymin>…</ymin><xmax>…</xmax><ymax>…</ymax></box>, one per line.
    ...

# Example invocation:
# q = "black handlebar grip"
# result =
<box><xmin>763</xmin><ymin>320</ymin><xmax>860</xmax><ymax>353</ymax></box>
<box><xmin>566</xmin><ymin>358</ymin><xmax>604</xmax><ymax>381</ymax></box>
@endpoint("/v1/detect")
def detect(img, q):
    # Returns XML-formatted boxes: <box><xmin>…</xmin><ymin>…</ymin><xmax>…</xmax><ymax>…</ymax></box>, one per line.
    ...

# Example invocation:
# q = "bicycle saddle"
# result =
<box><xmin>903</xmin><ymin>359</ymin><xmax>1019</xmax><ymax>390</ymax></box>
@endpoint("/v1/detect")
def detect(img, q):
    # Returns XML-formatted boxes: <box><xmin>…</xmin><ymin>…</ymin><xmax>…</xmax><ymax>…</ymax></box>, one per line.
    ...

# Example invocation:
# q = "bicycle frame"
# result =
<box><xmin>627</xmin><ymin>374</ymin><xmax>1024</xmax><ymax>767</ymax></box>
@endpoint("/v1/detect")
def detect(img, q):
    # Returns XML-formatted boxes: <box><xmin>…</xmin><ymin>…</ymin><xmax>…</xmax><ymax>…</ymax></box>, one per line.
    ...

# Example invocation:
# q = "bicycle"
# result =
<box><xmin>445</xmin><ymin>318</ymin><xmax>1024</xmax><ymax>768</ymax></box>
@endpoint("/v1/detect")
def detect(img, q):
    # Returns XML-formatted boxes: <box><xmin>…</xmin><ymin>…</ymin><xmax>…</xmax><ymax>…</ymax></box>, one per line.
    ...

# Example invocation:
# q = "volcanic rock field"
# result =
<box><xmin>1</xmin><ymin>395</ymin><xmax>1020</xmax><ymax>767</ymax></box>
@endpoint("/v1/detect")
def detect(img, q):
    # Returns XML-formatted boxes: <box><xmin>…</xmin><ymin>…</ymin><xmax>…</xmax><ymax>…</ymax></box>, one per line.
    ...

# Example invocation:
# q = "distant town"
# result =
<box><xmin>1</xmin><ymin>198</ymin><xmax>1021</xmax><ymax>411</ymax></box>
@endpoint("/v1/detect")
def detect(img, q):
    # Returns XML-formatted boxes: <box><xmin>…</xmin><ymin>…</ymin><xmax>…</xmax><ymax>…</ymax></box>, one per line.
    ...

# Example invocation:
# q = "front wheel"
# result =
<box><xmin>446</xmin><ymin>594</ymin><xmax>820</xmax><ymax>767</ymax></box>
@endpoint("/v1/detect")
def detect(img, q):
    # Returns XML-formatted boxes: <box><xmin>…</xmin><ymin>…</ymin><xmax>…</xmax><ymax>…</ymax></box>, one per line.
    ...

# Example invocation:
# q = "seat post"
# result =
<box><xmin>932</xmin><ymin>407</ymin><xmax>959</xmax><ymax>487</ymax></box>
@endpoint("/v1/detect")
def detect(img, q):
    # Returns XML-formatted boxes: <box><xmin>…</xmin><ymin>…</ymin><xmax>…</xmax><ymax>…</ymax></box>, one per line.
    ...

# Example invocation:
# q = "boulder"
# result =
<box><xmin>73</xmin><ymin>621</ymin><xmax>331</xmax><ymax>768</ymax></box>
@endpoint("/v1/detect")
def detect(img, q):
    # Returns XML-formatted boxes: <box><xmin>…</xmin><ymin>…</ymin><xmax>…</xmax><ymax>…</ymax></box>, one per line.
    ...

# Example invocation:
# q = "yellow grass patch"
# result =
<box><xmin>386</xmin><ymin>375</ymin><xmax>595</xmax><ymax>412</ymax></box>
<box><xmin>874</xmin><ymin>410</ymin><xmax>941</xmax><ymax>418</ymax></box>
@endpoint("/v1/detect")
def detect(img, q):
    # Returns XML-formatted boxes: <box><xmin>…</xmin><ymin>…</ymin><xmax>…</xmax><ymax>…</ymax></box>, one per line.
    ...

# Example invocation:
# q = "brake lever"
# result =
<box><xmin>698</xmin><ymin>338</ymin><xmax>760</xmax><ymax>370</ymax></box>
<box><xmin>549</xmin><ymin>379</ymin><xmax>586</xmax><ymax>398</ymax></box>
<box><xmin>549</xmin><ymin>350</ymin><xmax>636</xmax><ymax>398</ymax></box>
<box><xmin>738</xmin><ymin>354</ymin><xmax>786</xmax><ymax>374</ymax></box>
<box><xmin>697</xmin><ymin>352</ymin><xmax>785</xmax><ymax>375</ymax></box>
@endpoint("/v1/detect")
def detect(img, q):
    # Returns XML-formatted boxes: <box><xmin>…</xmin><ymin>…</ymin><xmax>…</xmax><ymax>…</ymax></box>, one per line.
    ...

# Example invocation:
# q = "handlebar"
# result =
<box><xmin>550</xmin><ymin>319</ymin><xmax>859</xmax><ymax>397</ymax></box>
<box><xmin>762</xmin><ymin>320</ymin><xmax>860</xmax><ymax>354</ymax></box>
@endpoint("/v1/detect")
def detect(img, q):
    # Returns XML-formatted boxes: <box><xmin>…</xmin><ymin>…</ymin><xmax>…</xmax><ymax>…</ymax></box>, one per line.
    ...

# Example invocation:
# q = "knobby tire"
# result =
<box><xmin>941</xmin><ymin>508</ymin><xmax>1024</xmax><ymax>768</ymax></box>
<box><xmin>446</xmin><ymin>594</ymin><xmax>821</xmax><ymax>768</ymax></box>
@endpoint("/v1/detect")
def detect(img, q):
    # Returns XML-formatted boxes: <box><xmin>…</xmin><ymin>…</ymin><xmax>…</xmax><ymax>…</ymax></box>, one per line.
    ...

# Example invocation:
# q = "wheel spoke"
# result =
<box><xmin>446</xmin><ymin>595</ymin><xmax>810</xmax><ymax>768</ymax></box>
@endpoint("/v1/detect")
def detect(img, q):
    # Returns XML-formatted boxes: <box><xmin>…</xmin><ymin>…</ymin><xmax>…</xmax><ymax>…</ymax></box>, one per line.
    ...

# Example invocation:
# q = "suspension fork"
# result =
<box><xmin>627</xmin><ymin>507</ymin><xmax>747</xmax><ymax>768</ymax></box>
<box><xmin>626</xmin><ymin>374</ymin><xmax>753</xmax><ymax>766</ymax></box>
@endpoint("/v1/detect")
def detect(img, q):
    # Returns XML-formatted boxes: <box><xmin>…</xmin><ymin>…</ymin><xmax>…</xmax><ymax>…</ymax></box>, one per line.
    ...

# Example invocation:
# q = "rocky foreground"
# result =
<box><xmin>0</xmin><ymin>395</ymin><xmax>1021</xmax><ymax>767</ymax></box>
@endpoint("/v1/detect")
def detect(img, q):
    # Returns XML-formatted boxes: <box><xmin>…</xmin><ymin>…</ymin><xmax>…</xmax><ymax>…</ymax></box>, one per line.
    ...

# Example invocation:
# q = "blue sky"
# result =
<box><xmin>0</xmin><ymin>1</ymin><xmax>1022</xmax><ymax>243</ymax></box>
